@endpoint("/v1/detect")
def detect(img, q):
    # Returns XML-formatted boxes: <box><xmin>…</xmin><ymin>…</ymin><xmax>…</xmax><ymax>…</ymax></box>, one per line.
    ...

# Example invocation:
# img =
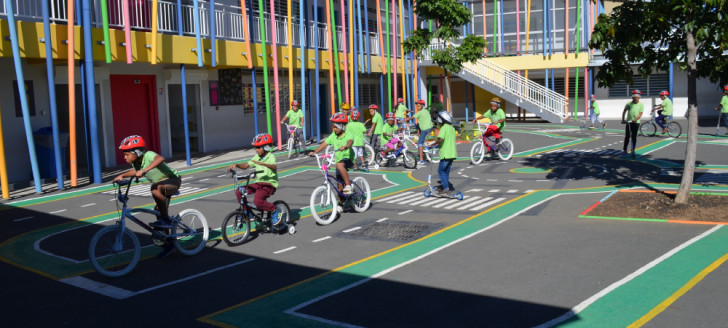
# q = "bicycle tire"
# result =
<box><xmin>496</xmin><ymin>138</ymin><xmax>514</xmax><ymax>161</ymax></box>
<box><xmin>363</xmin><ymin>143</ymin><xmax>376</xmax><ymax>166</ymax></box>
<box><xmin>470</xmin><ymin>141</ymin><xmax>485</xmax><ymax>164</ymax></box>
<box><xmin>272</xmin><ymin>200</ymin><xmax>292</xmax><ymax>228</ymax></box>
<box><xmin>310</xmin><ymin>186</ymin><xmax>338</xmax><ymax>225</ymax></box>
<box><xmin>172</xmin><ymin>209</ymin><xmax>209</xmax><ymax>256</ymax></box>
<box><xmin>287</xmin><ymin>138</ymin><xmax>294</xmax><ymax>159</ymax></box>
<box><xmin>639</xmin><ymin>122</ymin><xmax>656</xmax><ymax>136</ymax></box>
<box><xmin>88</xmin><ymin>224</ymin><xmax>140</xmax><ymax>278</ymax></box>
<box><xmin>667</xmin><ymin>122</ymin><xmax>682</xmax><ymax>138</ymax></box>
<box><xmin>221</xmin><ymin>210</ymin><xmax>251</xmax><ymax>246</ymax></box>
<box><xmin>351</xmin><ymin>177</ymin><xmax>371</xmax><ymax>213</ymax></box>
<box><xmin>403</xmin><ymin>151</ymin><xmax>417</xmax><ymax>169</ymax></box>
<box><xmin>374</xmin><ymin>151</ymin><xmax>387</xmax><ymax>167</ymax></box>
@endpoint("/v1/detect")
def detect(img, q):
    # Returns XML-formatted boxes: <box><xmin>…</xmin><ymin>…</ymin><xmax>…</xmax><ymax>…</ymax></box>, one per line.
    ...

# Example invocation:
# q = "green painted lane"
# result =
<box><xmin>0</xmin><ymin>167</ymin><xmax>421</xmax><ymax>279</ymax></box>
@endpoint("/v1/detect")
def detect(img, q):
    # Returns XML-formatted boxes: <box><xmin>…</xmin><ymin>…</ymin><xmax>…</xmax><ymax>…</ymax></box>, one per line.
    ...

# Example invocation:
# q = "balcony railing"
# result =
<box><xmin>0</xmin><ymin>0</ymin><xmax>393</xmax><ymax>56</ymax></box>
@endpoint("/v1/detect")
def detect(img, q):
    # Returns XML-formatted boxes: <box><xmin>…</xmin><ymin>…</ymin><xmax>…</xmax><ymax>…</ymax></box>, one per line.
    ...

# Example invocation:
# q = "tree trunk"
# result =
<box><xmin>675</xmin><ymin>31</ymin><xmax>698</xmax><ymax>204</ymax></box>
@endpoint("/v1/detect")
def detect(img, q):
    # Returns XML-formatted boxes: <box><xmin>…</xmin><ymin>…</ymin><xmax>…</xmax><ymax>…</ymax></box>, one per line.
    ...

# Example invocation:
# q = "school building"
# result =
<box><xmin>0</xmin><ymin>0</ymin><xmax>724</xmax><ymax>196</ymax></box>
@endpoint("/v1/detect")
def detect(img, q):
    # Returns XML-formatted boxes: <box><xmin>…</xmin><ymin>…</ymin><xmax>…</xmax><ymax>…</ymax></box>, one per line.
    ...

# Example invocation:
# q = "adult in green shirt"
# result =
<box><xmin>394</xmin><ymin>98</ymin><xmax>410</xmax><ymax>127</ymax></box>
<box><xmin>621</xmin><ymin>90</ymin><xmax>645</xmax><ymax>158</ymax></box>
<box><xmin>227</xmin><ymin>133</ymin><xmax>282</xmax><ymax>225</ymax></box>
<box><xmin>401</xmin><ymin>99</ymin><xmax>432</xmax><ymax>164</ymax></box>
<box><xmin>347</xmin><ymin>111</ymin><xmax>367</xmax><ymax>170</ymax></box>
<box><xmin>590</xmin><ymin>94</ymin><xmax>605</xmax><ymax>129</ymax></box>
<box><xmin>654</xmin><ymin>91</ymin><xmax>673</xmax><ymax>134</ymax></box>
<box><xmin>280</xmin><ymin>100</ymin><xmax>305</xmax><ymax>149</ymax></box>
<box><xmin>713</xmin><ymin>85</ymin><xmax>728</xmax><ymax>135</ymax></box>
<box><xmin>427</xmin><ymin>110</ymin><xmax>457</xmax><ymax>197</ymax></box>
<box><xmin>367</xmin><ymin>104</ymin><xmax>383</xmax><ymax>150</ymax></box>
<box><xmin>309</xmin><ymin>113</ymin><xmax>355</xmax><ymax>196</ymax></box>
<box><xmin>115</xmin><ymin>135</ymin><xmax>182</xmax><ymax>231</ymax></box>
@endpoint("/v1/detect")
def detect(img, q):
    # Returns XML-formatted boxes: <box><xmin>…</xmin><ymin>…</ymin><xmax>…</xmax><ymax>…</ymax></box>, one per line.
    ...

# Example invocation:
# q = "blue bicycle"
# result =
<box><xmin>309</xmin><ymin>152</ymin><xmax>371</xmax><ymax>225</ymax></box>
<box><xmin>374</xmin><ymin>132</ymin><xmax>417</xmax><ymax>169</ymax></box>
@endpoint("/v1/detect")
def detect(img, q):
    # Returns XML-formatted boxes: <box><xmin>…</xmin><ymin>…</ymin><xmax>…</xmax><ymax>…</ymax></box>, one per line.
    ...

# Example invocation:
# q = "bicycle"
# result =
<box><xmin>283</xmin><ymin>123</ymin><xmax>303</xmax><ymax>159</ymax></box>
<box><xmin>309</xmin><ymin>152</ymin><xmax>371</xmax><ymax>225</ymax></box>
<box><xmin>401</xmin><ymin>130</ymin><xmax>440</xmax><ymax>163</ymax></box>
<box><xmin>88</xmin><ymin>178</ymin><xmax>209</xmax><ymax>278</ymax></box>
<box><xmin>470</xmin><ymin>122</ymin><xmax>514</xmax><ymax>164</ymax></box>
<box><xmin>221</xmin><ymin>170</ymin><xmax>294</xmax><ymax>246</ymax></box>
<box><xmin>374</xmin><ymin>132</ymin><xmax>418</xmax><ymax>169</ymax></box>
<box><xmin>326</xmin><ymin>138</ymin><xmax>376</xmax><ymax>169</ymax></box>
<box><xmin>639</xmin><ymin>107</ymin><xmax>682</xmax><ymax>138</ymax></box>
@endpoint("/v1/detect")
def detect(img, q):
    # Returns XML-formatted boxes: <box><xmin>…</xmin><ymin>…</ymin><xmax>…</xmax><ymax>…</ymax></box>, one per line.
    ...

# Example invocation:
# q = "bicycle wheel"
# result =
<box><xmin>470</xmin><ymin>141</ymin><xmax>485</xmax><ymax>164</ymax></box>
<box><xmin>667</xmin><ymin>122</ymin><xmax>682</xmax><ymax>138</ymax></box>
<box><xmin>351</xmin><ymin>177</ymin><xmax>371</xmax><ymax>213</ymax></box>
<box><xmin>272</xmin><ymin>200</ymin><xmax>291</xmax><ymax>227</ymax></box>
<box><xmin>363</xmin><ymin>143</ymin><xmax>376</xmax><ymax>166</ymax></box>
<box><xmin>403</xmin><ymin>151</ymin><xmax>417</xmax><ymax>169</ymax></box>
<box><xmin>221</xmin><ymin>210</ymin><xmax>251</xmax><ymax>246</ymax></box>
<box><xmin>310</xmin><ymin>186</ymin><xmax>338</xmax><ymax>225</ymax></box>
<box><xmin>374</xmin><ymin>151</ymin><xmax>387</xmax><ymax>167</ymax></box>
<box><xmin>88</xmin><ymin>224</ymin><xmax>140</xmax><ymax>278</ymax></box>
<box><xmin>496</xmin><ymin>138</ymin><xmax>514</xmax><ymax>161</ymax></box>
<box><xmin>639</xmin><ymin>122</ymin><xmax>656</xmax><ymax>136</ymax></box>
<box><xmin>287</xmin><ymin>138</ymin><xmax>294</xmax><ymax>159</ymax></box>
<box><xmin>172</xmin><ymin>209</ymin><xmax>209</xmax><ymax>256</ymax></box>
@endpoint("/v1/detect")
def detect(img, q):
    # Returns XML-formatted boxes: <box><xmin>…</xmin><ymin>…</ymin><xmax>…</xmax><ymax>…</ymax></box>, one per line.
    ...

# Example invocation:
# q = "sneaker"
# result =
<box><xmin>150</xmin><ymin>216</ymin><xmax>173</xmax><ymax>229</ymax></box>
<box><xmin>157</xmin><ymin>244</ymin><xmax>175</xmax><ymax>259</ymax></box>
<box><xmin>343</xmin><ymin>184</ymin><xmax>353</xmax><ymax>195</ymax></box>
<box><xmin>418</xmin><ymin>160</ymin><xmax>426</xmax><ymax>165</ymax></box>
<box><xmin>270</xmin><ymin>210</ymin><xmax>281</xmax><ymax>226</ymax></box>
<box><xmin>602</xmin><ymin>122</ymin><xmax>607</xmax><ymax>129</ymax></box>
<box><xmin>437</xmin><ymin>189</ymin><xmax>450</xmax><ymax>197</ymax></box>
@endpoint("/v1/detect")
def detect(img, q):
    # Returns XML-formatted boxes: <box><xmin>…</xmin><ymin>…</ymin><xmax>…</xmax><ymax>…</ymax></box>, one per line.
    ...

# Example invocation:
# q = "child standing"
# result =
<box><xmin>367</xmin><ymin>104</ymin><xmax>383</xmax><ymax>151</ymax></box>
<box><xmin>227</xmin><ymin>134</ymin><xmax>281</xmax><ymax>225</ymax></box>
<box><xmin>428</xmin><ymin>111</ymin><xmax>457</xmax><ymax>197</ymax></box>
<box><xmin>590</xmin><ymin>95</ymin><xmax>605</xmax><ymax>129</ymax></box>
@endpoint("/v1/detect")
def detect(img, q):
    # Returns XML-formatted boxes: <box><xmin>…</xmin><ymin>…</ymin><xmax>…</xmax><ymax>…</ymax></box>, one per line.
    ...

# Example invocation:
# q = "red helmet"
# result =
<box><xmin>331</xmin><ymin>112</ymin><xmax>349</xmax><ymax>124</ymax></box>
<box><xmin>724</xmin><ymin>85</ymin><xmax>728</xmax><ymax>92</ymax></box>
<box><xmin>252</xmin><ymin>133</ymin><xmax>273</xmax><ymax>147</ymax></box>
<box><xmin>398</xmin><ymin>98</ymin><xmax>404</xmax><ymax>103</ymax></box>
<box><xmin>119</xmin><ymin>135</ymin><xmax>145</xmax><ymax>151</ymax></box>
<box><xmin>351</xmin><ymin>111</ymin><xmax>360</xmax><ymax>121</ymax></box>
<box><xmin>416</xmin><ymin>99</ymin><xmax>426</xmax><ymax>105</ymax></box>
<box><xmin>369</xmin><ymin>104</ymin><xmax>379</xmax><ymax>110</ymax></box>
<box><xmin>385</xmin><ymin>112</ymin><xmax>395</xmax><ymax>120</ymax></box>
<box><xmin>631</xmin><ymin>89</ymin><xmax>642</xmax><ymax>97</ymax></box>
<box><xmin>590</xmin><ymin>94</ymin><xmax>596</xmax><ymax>100</ymax></box>
<box><xmin>659</xmin><ymin>91</ymin><xmax>669</xmax><ymax>96</ymax></box>
<box><xmin>291</xmin><ymin>100</ymin><xmax>299</xmax><ymax>106</ymax></box>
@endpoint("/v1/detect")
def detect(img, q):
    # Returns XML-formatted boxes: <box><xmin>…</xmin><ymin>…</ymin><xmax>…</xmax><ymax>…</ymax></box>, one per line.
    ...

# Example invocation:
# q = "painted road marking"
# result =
<box><xmin>313</xmin><ymin>236</ymin><xmax>332</xmax><ymax>243</ymax></box>
<box><xmin>457</xmin><ymin>197</ymin><xmax>496</xmax><ymax>211</ymax></box>
<box><xmin>431</xmin><ymin>198</ymin><xmax>462</xmax><ymax>208</ymax></box>
<box><xmin>466</xmin><ymin>189</ymin><xmax>483</xmax><ymax>193</ymax></box>
<box><xmin>488</xmin><ymin>189</ymin><xmax>500</xmax><ymax>192</ymax></box>
<box><xmin>407</xmin><ymin>197</ymin><xmax>446</xmax><ymax>206</ymax></box>
<box><xmin>378</xmin><ymin>191</ymin><xmax>415</xmax><ymax>202</ymax></box>
<box><xmin>385</xmin><ymin>193</ymin><xmax>422</xmax><ymax>204</ymax></box>
<box><xmin>343</xmin><ymin>227</ymin><xmax>361</xmax><ymax>233</ymax></box>
<box><xmin>470</xmin><ymin>198</ymin><xmax>506</xmax><ymax>211</ymax></box>
<box><xmin>274</xmin><ymin>247</ymin><xmax>297</xmax><ymax>254</ymax></box>
<box><xmin>81</xmin><ymin>203</ymin><xmax>96</xmax><ymax>208</ymax></box>
<box><xmin>13</xmin><ymin>216</ymin><xmax>33</xmax><ymax>222</ymax></box>
<box><xmin>398</xmin><ymin>210</ymin><xmax>413</xmax><ymax>215</ymax></box>
<box><xmin>102</xmin><ymin>185</ymin><xmax>208</xmax><ymax>197</ymax></box>
<box><xmin>376</xmin><ymin>218</ymin><xmax>389</xmax><ymax>222</ymax></box>
<box><xmin>49</xmin><ymin>209</ymin><xmax>67</xmax><ymax>214</ymax></box>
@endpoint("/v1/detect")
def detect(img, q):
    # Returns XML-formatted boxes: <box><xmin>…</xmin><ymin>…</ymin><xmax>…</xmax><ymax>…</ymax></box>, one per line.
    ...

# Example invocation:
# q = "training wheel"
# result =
<box><xmin>423</xmin><ymin>189</ymin><xmax>431</xmax><ymax>197</ymax></box>
<box><xmin>288</xmin><ymin>225</ymin><xmax>296</xmax><ymax>235</ymax></box>
<box><xmin>456</xmin><ymin>192</ymin><xmax>464</xmax><ymax>200</ymax></box>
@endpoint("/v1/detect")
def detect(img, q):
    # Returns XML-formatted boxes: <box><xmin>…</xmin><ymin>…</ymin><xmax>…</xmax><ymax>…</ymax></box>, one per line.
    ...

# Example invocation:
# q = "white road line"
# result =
<box><xmin>376</xmin><ymin>218</ymin><xmax>389</xmax><ymax>222</ymax></box>
<box><xmin>457</xmin><ymin>197</ymin><xmax>495</xmax><ymax>210</ymax></box>
<box><xmin>343</xmin><ymin>227</ymin><xmax>361</xmax><ymax>233</ymax></box>
<box><xmin>407</xmin><ymin>196</ymin><xmax>441</xmax><ymax>206</ymax></box>
<box><xmin>398</xmin><ymin>195</ymin><xmax>430</xmax><ymax>205</ymax></box>
<box><xmin>13</xmin><ymin>216</ymin><xmax>33</xmax><ymax>222</ymax></box>
<box><xmin>378</xmin><ymin>191</ymin><xmax>415</xmax><ymax>202</ymax></box>
<box><xmin>313</xmin><ymin>236</ymin><xmax>332</xmax><ymax>243</ymax></box>
<box><xmin>182</xmin><ymin>176</ymin><xmax>194</xmax><ymax>181</ymax></box>
<box><xmin>462</xmin><ymin>175</ymin><xmax>470</xmax><ymax>178</ymax></box>
<box><xmin>198</xmin><ymin>178</ymin><xmax>209</xmax><ymax>182</ymax></box>
<box><xmin>537</xmin><ymin>180</ymin><xmax>551</xmax><ymax>182</ymax></box>
<box><xmin>487</xmin><ymin>179</ymin><xmax>498</xmax><ymax>182</ymax></box>
<box><xmin>488</xmin><ymin>189</ymin><xmax>500</xmax><ymax>193</ymax></box>
<box><xmin>81</xmin><ymin>203</ymin><xmax>96</xmax><ymax>208</ymax></box>
<box><xmin>524</xmin><ymin>190</ymin><xmax>535</xmax><ymax>194</ymax></box>
<box><xmin>274</xmin><ymin>246</ymin><xmax>297</xmax><ymax>254</ymax></box>
<box><xmin>217</xmin><ymin>174</ymin><xmax>228</xmax><ymax>178</ymax></box>
<box><xmin>469</xmin><ymin>198</ymin><xmax>506</xmax><ymax>211</ymax></box>
<box><xmin>432</xmin><ymin>198</ymin><xmax>462</xmax><ymax>208</ymax></box>
<box><xmin>387</xmin><ymin>193</ymin><xmax>422</xmax><ymax>204</ymax></box>
<box><xmin>466</xmin><ymin>189</ymin><xmax>483</xmax><ymax>193</ymax></box>
<box><xmin>444</xmin><ymin>196</ymin><xmax>482</xmax><ymax>210</ymax></box>
<box><xmin>398</xmin><ymin>210</ymin><xmax>413</xmax><ymax>215</ymax></box>
<box><xmin>506</xmin><ymin>190</ymin><xmax>518</xmax><ymax>193</ymax></box>
<box><xmin>507</xmin><ymin>180</ymin><xmax>522</xmax><ymax>182</ymax></box>
<box><xmin>50</xmin><ymin>209</ymin><xmax>67</xmax><ymax>214</ymax></box>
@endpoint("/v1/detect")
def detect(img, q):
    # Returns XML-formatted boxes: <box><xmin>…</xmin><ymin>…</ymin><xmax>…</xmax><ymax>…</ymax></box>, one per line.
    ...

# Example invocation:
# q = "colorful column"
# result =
<box><xmin>270</xmin><ymin>0</ymin><xmax>283</xmax><ymax>149</ymax></box>
<box><xmin>41</xmin><ymin>0</ymin><xmax>64</xmax><ymax>189</ymax></box>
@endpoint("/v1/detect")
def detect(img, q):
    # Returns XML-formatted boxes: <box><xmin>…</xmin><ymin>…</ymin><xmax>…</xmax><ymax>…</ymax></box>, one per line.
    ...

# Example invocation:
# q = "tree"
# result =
<box><xmin>403</xmin><ymin>0</ymin><xmax>486</xmax><ymax>112</ymax></box>
<box><xmin>590</xmin><ymin>0</ymin><xmax>728</xmax><ymax>203</ymax></box>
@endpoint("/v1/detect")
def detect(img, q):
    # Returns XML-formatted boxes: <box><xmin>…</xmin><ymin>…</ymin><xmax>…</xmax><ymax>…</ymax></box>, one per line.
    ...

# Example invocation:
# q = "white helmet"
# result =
<box><xmin>437</xmin><ymin>111</ymin><xmax>453</xmax><ymax>124</ymax></box>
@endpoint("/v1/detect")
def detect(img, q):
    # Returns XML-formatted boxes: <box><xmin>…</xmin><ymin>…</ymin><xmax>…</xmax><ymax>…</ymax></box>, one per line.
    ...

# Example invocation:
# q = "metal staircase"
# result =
<box><xmin>421</xmin><ymin>42</ymin><xmax>568</xmax><ymax>123</ymax></box>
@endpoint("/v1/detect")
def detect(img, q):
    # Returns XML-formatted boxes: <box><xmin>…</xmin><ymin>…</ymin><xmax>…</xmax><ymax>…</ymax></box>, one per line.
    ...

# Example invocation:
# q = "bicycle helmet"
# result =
<box><xmin>724</xmin><ymin>85</ymin><xmax>728</xmax><ymax>92</ymax></box>
<box><xmin>437</xmin><ymin>111</ymin><xmax>453</xmax><ymax>125</ymax></box>
<box><xmin>291</xmin><ymin>100</ymin><xmax>300</xmax><ymax>106</ymax></box>
<box><xmin>385</xmin><ymin>112</ymin><xmax>395</xmax><ymax>120</ymax></box>
<box><xmin>351</xmin><ymin>111</ymin><xmax>360</xmax><ymax>121</ymax></box>
<box><xmin>252</xmin><ymin>133</ymin><xmax>273</xmax><ymax>151</ymax></box>
<box><xmin>331</xmin><ymin>112</ymin><xmax>349</xmax><ymax>131</ymax></box>
<box><xmin>340</xmin><ymin>102</ymin><xmax>351</xmax><ymax>110</ymax></box>
<box><xmin>398</xmin><ymin>98</ymin><xmax>404</xmax><ymax>103</ymax></box>
<box><xmin>416</xmin><ymin>99</ymin><xmax>426</xmax><ymax>105</ymax></box>
<box><xmin>591</xmin><ymin>94</ymin><xmax>597</xmax><ymax>100</ymax></box>
<box><xmin>659</xmin><ymin>91</ymin><xmax>669</xmax><ymax>96</ymax></box>
<box><xmin>369</xmin><ymin>104</ymin><xmax>379</xmax><ymax>110</ymax></box>
<box><xmin>119</xmin><ymin>135</ymin><xmax>146</xmax><ymax>156</ymax></box>
<box><xmin>490</xmin><ymin>97</ymin><xmax>501</xmax><ymax>105</ymax></box>
<box><xmin>631</xmin><ymin>89</ymin><xmax>642</xmax><ymax>98</ymax></box>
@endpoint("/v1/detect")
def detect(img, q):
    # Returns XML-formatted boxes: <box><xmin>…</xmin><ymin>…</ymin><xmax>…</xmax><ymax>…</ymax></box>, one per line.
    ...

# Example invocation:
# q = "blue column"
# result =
<box><xmin>193</xmin><ymin>0</ymin><xmax>204</xmax><ymax>66</ymax></box>
<box><xmin>210</xmin><ymin>0</ymin><xmax>217</xmax><ymax>67</ymax></box>
<box><xmin>356</xmin><ymin>0</ymin><xmax>364</xmax><ymax>73</ymax></box>
<box><xmin>313</xmin><ymin>0</ymin><xmax>321</xmax><ymax>141</ymax></box>
<box><xmin>252</xmin><ymin>70</ymin><xmax>259</xmax><ymax>136</ymax></box>
<box><xmin>82</xmin><ymin>0</ymin><xmax>102</xmax><ymax>183</ymax></box>
<box><xmin>178</xmin><ymin>0</ymin><xmax>191</xmax><ymax>165</ymax></box>
<box><xmin>364</xmin><ymin>0</ymin><xmax>371</xmax><ymax>73</ymax></box>
<box><xmin>352</xmin><ymin>0</ymin><xmax>360</xmax><ymax>110</ymax></box>
<box><xmin>41</xmin><ymin>0</ymin><xmax>64</xmax><ymax>189</ymax></box>
<box><xmin>380</xmin><ymin>73</ymin><xmax>385</xmax><ymax>117</ymax></box>
<box><xmin>300</xmin><ymin>0</ymin><xmax>307</xmax><ymax>140</ymax></box>
<box><xmin>669</xmin><ymin>62</ymin><xmax>674</xmax><ymax>102</ymax></box>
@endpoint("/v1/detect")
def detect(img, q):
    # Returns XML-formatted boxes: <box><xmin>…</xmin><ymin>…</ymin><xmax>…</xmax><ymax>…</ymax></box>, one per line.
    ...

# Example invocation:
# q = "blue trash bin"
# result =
<box><xmin>34</xmin><ymin>127</ymin><xmax>69</xmax><ymax>179</ymax></box>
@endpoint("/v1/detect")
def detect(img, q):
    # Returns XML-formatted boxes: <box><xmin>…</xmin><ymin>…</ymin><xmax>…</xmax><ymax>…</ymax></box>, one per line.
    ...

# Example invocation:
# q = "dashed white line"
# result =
<box><xmin>399</xmin><ymin>210</ymin><xmax>413</xmax><ymax>215</ymax></box>
<box><xmin>198</xmin><ymin>178</ymin><xmax>209</xmax><ymax>182</ymax></box>
<box><xmin>537</xmin><ymin>180</ymin><xmax>551</xmax><ymax>182</ymax></box>
<box><xmin>488</xmin><ymin>189</ymin><xmax>500</xmax><ymax>193</ymax></box>
<box><xmin>274</xmin><ymin>246</ymin><xmax>297</xmax><ymax>254</ymax></box>
<box><xmin>487</xmin><ymin>179</ymin><xmax>498</xmax><ymax>182</ymax></box>
<box><xmin>313</xmin><ymin>236</ymin><xmax>332</xmax><ymax>243</ymax></box>
<box><xmin>506</xmin><ymin>190</ymin><xmax>518</xmax><ymax>193</ymax></box>
<box><xmin>81</xmin><ymin>203</ymin><xmax>96</xmax><ymax>208</ymax></box>
<box><xmin>13</xmin><ymin>216</ymin><xmax>33</xmax><ymax>222</ymax></box>
<box><xmin>50</xmin><ymin>209</ymin><xmax>67</xmax><ymax>214</ymax></box>
<box><xmin>508</xmin><ymin>180</ymin><xmax>523</xmax><ymax>182</ymax></box>
<box><xmin>376</xmin><ymin>218</ymin><xmax>389</xmax><ymax>222</ymax></box>
<box><xmin>182</xmin><ymin>177</ymin><xmax>194</xmax><ymax>180</ymax></box>
<box><xmin>217</xmin><ymin>174</ymin><xmax>228</xmax><ymax>178</ymax></box>
<box><xmin>343</xmin><ymin>227</ymin><xmax>361</xmax><ymax>233</ymax></box>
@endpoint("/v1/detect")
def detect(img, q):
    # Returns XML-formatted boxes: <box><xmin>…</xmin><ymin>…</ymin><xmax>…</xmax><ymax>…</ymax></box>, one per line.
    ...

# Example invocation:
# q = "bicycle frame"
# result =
<box><xmin>230</xmin><ymin>170</ymin><xmax>270</xmax><ymax>222</ymax></box>
<box><xmin>476</xmin><ymin>123</ymin><xmax>498</xmax><ymax>152</ymax></box>
<box><xmin>113</xmin><ymin>179</ymin><xmax>188</xmax><ymax>242</ymax></box>
<box><xmin>313</xmin><ymin>153</ymin><xmax>365</xmax><ymax>200</ymax></box>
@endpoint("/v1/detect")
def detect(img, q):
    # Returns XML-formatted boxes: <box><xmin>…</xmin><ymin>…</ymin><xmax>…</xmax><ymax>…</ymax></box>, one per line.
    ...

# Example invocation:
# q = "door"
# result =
<box><xmin>110</xmin><ymin>75</ymin><xmax>159</xmax><ymax>164</ymax></box>
<box><xmin>168</xmin><ymin>84</ymin><xmax>202</xmax><ymax>154</ymax></box>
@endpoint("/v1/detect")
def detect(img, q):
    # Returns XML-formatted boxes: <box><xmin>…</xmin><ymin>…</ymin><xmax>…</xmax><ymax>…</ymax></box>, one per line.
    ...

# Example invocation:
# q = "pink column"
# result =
<box><xmin>269</xmin><ymin>0</ymin><xmax>282</xmax><ymax>149</ymax></box>
<box><xmin>391</xmin><ymin>0</ymin><xmax>397</xmax><ymax>102</ymax></box>
<box><xmin>339</xmin><ymin>0</ymin><xmax>350</xmax><ymax>103</ymax></box>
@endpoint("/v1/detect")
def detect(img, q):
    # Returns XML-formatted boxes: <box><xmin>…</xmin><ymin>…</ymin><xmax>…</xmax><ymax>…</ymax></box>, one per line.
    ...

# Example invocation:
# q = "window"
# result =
<box><xmin>608</xmin><ymin>74</ymin><xmax>669</xmax><ymax>97</ymax></box>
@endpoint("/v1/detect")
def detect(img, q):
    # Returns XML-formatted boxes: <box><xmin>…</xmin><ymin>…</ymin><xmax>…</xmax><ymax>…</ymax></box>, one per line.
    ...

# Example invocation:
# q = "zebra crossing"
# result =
<box><xmin>542</xmin><ymin>148</ymin><xmax>623</xmax><ymax>157</ymax></box>
<box><xmin>694</xmin><ymin>169</ymin><xmax>728</xmax><ymax>185</ymax></box>
<box><xmin>102</xmin><ymin>184</ymin><xmax>208</xmax><ymax>197</ymax></box>
<box><xmin>377</xmin><ymin>190</ymin><xmax>512</xmax><ymax>211</ymax></box>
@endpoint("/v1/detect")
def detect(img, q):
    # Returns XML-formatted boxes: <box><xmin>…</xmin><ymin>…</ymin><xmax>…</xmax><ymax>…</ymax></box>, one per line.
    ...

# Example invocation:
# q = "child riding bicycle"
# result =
<box><xmin>347</xmin><ymin>110</ymin><xmax>367</xmax><ymax>171</ymax></box>
<box><xmin>280</xmin><ymin>100</ymin><xmax>305</xmax><ymax>148</ymax></box>
<box><xmin>472</xmin><ymin>97</ymin><xmax>506</xmax><ymax>148</ymax></box>
<box><xmin>380</xmin><ymin>113</ymin><xmax>402</xmax><ymax>159</ymax></box>
<box><xmin>653</xmin><ymin>91</ymin><xmax>672</xmax><ymax>134</ymax></box>
<box><xmin>309</xmin><ymin>112</ymin><xmax>355</xmax><ymax>195</ymax></box>
<box><xmin>226</xmin><ymin>133</ymin><xmax>282</xmax><ymax>225</ymax></box>
<box><xmin>114</xmin><ymin>135</ymin><xmax>181</xmax><ymax>229</ymax></box>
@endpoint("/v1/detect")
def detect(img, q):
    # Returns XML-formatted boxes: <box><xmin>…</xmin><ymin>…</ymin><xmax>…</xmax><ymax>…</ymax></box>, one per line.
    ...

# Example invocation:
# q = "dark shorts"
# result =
<box><xmin>150</xmin><ymin>176</ymin><xmax>182</xmax><ymax>197</ymax></box>
<box><xmin>336</xmin><ymin>159</ymin><xmax>354</xmax><ymax>181</ymax></box>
